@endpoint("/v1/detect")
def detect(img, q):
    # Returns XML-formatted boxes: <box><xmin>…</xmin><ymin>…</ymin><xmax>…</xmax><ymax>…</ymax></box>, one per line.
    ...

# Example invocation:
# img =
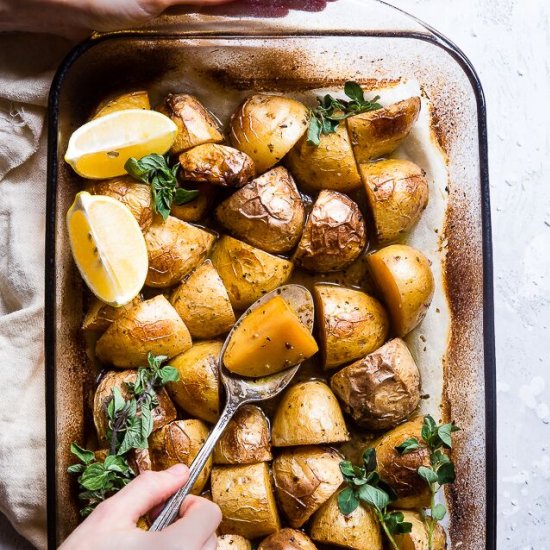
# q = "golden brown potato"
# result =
<box><xmin>179</xmin><ymin>144</ymin><xmax>255</xmax><ymax>187</ymax></box>
<box><xmin>310</xmin><ymin>492</ymin><xmax>383</xmax><ymax>550</ymax></box>
<box><xmin>167</xmin><ymin>341</ymin><xmax>222</xmax><ymax>424</ymax></box>
<box><xmin>258</xmin><ymin>529</ymin><xmax>318</xmax><ymax>550</ymax></box>
<box><xmin>93</xmin><ymin>370</ymin><xmax>176</xmax><ymax>444</ymax></box>
<box><xmin>92</xmin><ymin>90</ymin><xmax>150</xmax><ymax>119</ymax></box>
<box><xmin>170</xmin><ymin>181</ymin><xmax>218</xmax><ymax>223</ymax></box>
<box><xmin>144</xmin><ymin>216</ymin><xmax>216</xmax><ymax>288</ymax></box>
<box><xmin>294</xmin><ymin>191</ymin><xmax>367</xmax><ymax>272</ymax></box>
<box><xmin>149</xmin><ymin>419</ymin><xmax>212</xmax><ymax>494</ymax></box>
<box><xmin>82</xmin><ymin>295</ymin><xmax>142</xmax><ymax>332</ymax></box>
<box><xmin>373</xmin><ymin>417</ymin><xmax>431</xmax><ymax>509</ymax></box>
<box><xmin>217</xmin><ymin>535</ymin><xmax>252</xmax><ymax>550</ymax></box>
<box><xmin>346</xmin><ymin>97</ymin><xmax>421</xmax><ymax>163</ymax></box>
<box><xmin>272</xmin><ymin>446</ymin><xmax>343</xmax><ymax>528</ymax></box>
<box><xmin>95</xmin><ymin>295</ymin><xmax>192</xmax><ymax>368</ymax></box>
<box><xmin>216</xmin><ymin>167</ymin><xmax>305</xmax><ymax>254</ymax></box>
<box><xmin>286</xmin><ymin>122</ymin><xmax>361</xmax><ymax>192</ymax></box>
<box><xmin>210</xmin><ymin>236</ymin><xmax>294</xmax><ymax>310</ymax></box>
<box><xmin>313</xmin><ymin>284</ymin><xmax>389</xmax><ymax>369</ymax></box>
<box><xmin>158</xmin><ymin>93</ymin><xmax>223</xmax><ymax>155</ymax></box>
<box><xmin>330</xmin><ymin>338</ymin><xmax>421</xmax><ymax>430</ymax></box>
<box><xmin>394</xmin><ymin>511</ymin><xmax>447</xmax><ymax>550</ymax></box>
<box><xmin>211</xmin><ymin>462</ymin><xmax>281</xmax><ymax>539</ymax></box>
<box><xmin>170</xmin><ymin>260</ymin><xmax>235</xmax><ymax>339</ymax></box>
<box><xmin>359</xmin><ymin>159</ymin><xmax>429</xmax><ymax>243</ymax></box>
<box><xmin>86</xmin><ymin>176</ymin><xmax>153</xmax><ymax>232</ymax></box>
<box><xmin>230</xmin><ymin>94</ymin><xmax>308</xmax><ymax>173</ymax></box>
<box><xmin>213</xmin><ymin>405</ymin><xmax>271</xmax><ymax>465</ymax></box>
<box><xmin>367</xmin><ymin>244</ymin><xmax>434</xmax><ymax>337</ymax></box>
<box><xmin>272</xmin><ymin>381</ymin><xmax>349</xmax><ymax>446</ymax></box>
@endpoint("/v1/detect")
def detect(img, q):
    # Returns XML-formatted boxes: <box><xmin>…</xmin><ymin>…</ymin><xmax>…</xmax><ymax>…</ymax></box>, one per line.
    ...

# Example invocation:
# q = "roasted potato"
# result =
<box><xmin>330</xmin><ymin>338</ymin><xmax>421</xmax><ymax>430</ymax></box>
<box><xmin>313</xmin><ymin>284</ymin><xmax>389</xmax><ymax>369</ymax></box>
<box><xmin>167</xmin><ymin>341</ymin><xmax>222</xmax><ymax>424</ymax></box>
<box><xmin>149</xmin><ymin>419</ymin><xmax>212</xmax><ymax>494</ymax></box>
<box><xmin>258</xmin><ymin>529</ymin><xmax>317</xmax><ymax>550</ymax></box>
<box><xmin>179</xmin><ymin>144</ymin><xmax>255</xmax><ymax>187</ymax></box>
<box><xmin>394</xmin><ymin>510</ymin><xmax>447</xmax><ymax>550</ymax></box>
<box><xmin>211</xmin><ymin>462</ymin><xmax>281</xmax><ymax>539</ymax></box>
<box><xmin>272</xmin><ymin>381</ymin><xmax>349</xmax><ymax>446</ymax></box>
<box><xmin>95</xmin><ymin>295</ymin><xmax>192</xmax><ymax>368</ymax></box>
<box><xmin>346</xmin><ymin>96</ymin><xmax>421</xmax><ymax>163</ymax></box>
<box><xmin>273</xmin><ymin>446</ymin><xmax>343</xmax><ymax>528</ymax></box>
<box><xmin>171</xmin><ymin>181</ymin><xmax>218</xmax><ymax>223</ymax></box>
<box><xmin>286</xmin><ymin>122</ymin><xmax>362</xmax><ymax>192</ymax></box>
<box><xmin>373</xmin><ymin>417</ymin><xmax>431</xmax><ymax>508</ymax></box>
<box><xmin>93</xmin><ymin>370</ymin><xmax>176</xmax><ymax>444</ymax></box>
<box><xmin>158</xmin><ymin>93</ymin><xmax>223</xmax><ymax>155</ymax></box>
<box><xmin>216</xmin><ymin>167</ymin><xmax>305</xmax><ymax>254</ymax></box>
<box><xmin>82</xmin><ymin>295</ymin><xmax>142</xmax><ymax>332</ymax></box>
<box><xmin>310</xmin><ymin>492</ymin><xmax>383</xmax><ymax>550</ymax></box>
<box><xmin>359</xmin><ymin>159</ymin><xmax>429</xmax><ymax>243</ymax></box>
<box><xmin>144</xmin><ymin>216</ymin><xmax>216</xmax><ymax>288</ymax></box>
<box><xmin>170</xmin><ymin>260</ymin><xmax>235</xmax><ymax>339</ymax></box>
<box><xmin>217</xmin><ymin>535</ymin><xmax>252</xmax><ymax>550</ymax></box>
<box><xmin>367</xmin><ymin>244</ymin><xmax>434</xmax><ymax>337</ymax></box>
<box><xmin>210</xmin><ymin>236</ymin><xmax>293</xmax><ymax>310</ymax></box>
<box><xmin>230</xmin><ymin>94</ymin><xmax>309</xmax><ymax>173</ymax></box>
<box><xmin>86</xmin><ymin>177</ymin><xmax>153</xmax><ymax>232</ymax></box>
<box><xmin>213</xmin><ymin>405</ymin><xmax>271</xmax><ymax>464</ymax></box>
<box><xmin>92</xmin><ymin>90</ymin><xmax>150</xmax><ymax>119</ymax></box>
<box><xmin>294</xmin><ymin>191</ymin><xmax>367</xmax><ymax>272</ymax></box>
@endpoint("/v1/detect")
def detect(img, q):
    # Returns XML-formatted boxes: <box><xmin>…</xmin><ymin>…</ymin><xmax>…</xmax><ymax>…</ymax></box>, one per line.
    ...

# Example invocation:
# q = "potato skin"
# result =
<box><xmin>272</xmin><ymin>446</ymin><xmax>343</xmax><ymax>527</ymax></box>
<box><xmin>82</xmin><ymin>295</ymin><xmax>142</xmax><ymax>332</ymax></box>
<box><xmin>346</xmin><ymin>96</ymin><xmax>421</xmax><ymax>163</ymax></box>
<box><xmin>359</xmin><ymin>159</ymin><xmax>429</xmax><ymax>243</ymax></box>
<box><xmin>144</xmin><ymin>216</ymin><xmax>216</xmax><ymax>288</ymax></box>
<box><xmin>170</xmin><ymin>260</ymin><xmax>235</xmax><ymax>339</ymax></box>
<box><xmin>93</xmin><ymin>370</ymin><xmax>176</xmax><ymax>444</ymax></box>
<box><xmin>86</xmin><ymin>176</ymin><xmax>153</xmax><ymax>232</ymax></box>
<box><xmin>258</xmin><ymin>529</ymin><xmax>318</xmax><ymax>550</ymax></box>
<box><xmin>213</xmin><ymin>405</ymin><xmax>271</xmax><ymax>464</ymax></box>
<box><xmin>95</xmin><ymin>295</ymin><xmax>192</xmax><ymax>368</ymax></box>
<box><xmin>211</xmin><ymin>462</ymin><xmax>281</xmax><ymax>539</ymax></box>
<box><xmin>272</xmin><ymin>381</ymin><xmax>349</xmax><ymax>446</ymax></box>
<box><xmin>286</xmin><ymin>122</ymin><xmax>362</xmax><ymax>192</ymax></box>
<box><xmin>92</xmin><ymin>90</ymin><xmax>150</xmax><ymax>119</ymax></box>
<box><xmin>394</xmin><ymin>511</ymin><xmax>447</xmax><ymax>550</ymax></box>
<box><xmin>167</xmin><ymin>341</ymin><xmax>222</xmax><ymax>424</ymax></box>
<box><xmin>367</xmin><ymin>244</ymin><xmax>434</xmax><ymax>337</ymax></box>
<box><xmin>170</xmin><ymin>181</ymin><xmax>218</xmax><ymax>223</ymax></box>
<box><xmin>179</xmin><ymin>144</ymin><xmax>255</xmax><ymax>187</ymax></box>
<box><xmin>158</xmin><ymin>93</ymin><xmax>223</xmax><ymax>155</ymax></box>
<box><xmin>313</xmin><ymin>284</ymin><xmax>389</xmax><ymax>369</ymax></box>
<box><xmin>216</xmin><ymin>167</ymin><xmax>306</xmax><ymax>254</ymax></box>
<box><xmin>217</xmin><ymin>535</ymin><xmax>252</xmax><ymax>550</ymax></box>
<box><xmin>294</xmin><ymin>191</ymin><xmax>367</xmax><ymax>272</ymax></box>
<box><xmin>149</xmin><ymin>419</ymin><xmax>212</xmax><ymax>494</ymax></box>
<box><xmin>210</xmin><ymin>236</ymin><xmax>294</xmax><ymax>310</ymax></box>
<box><xmin>310</xmin><ymin>492</ymin><xmax>383</xmax><ymax>550</ymax></box>
<box><xmin>330</xmin><ymin>338</ymin><xmax>420</xmax><ymax>430</ymax></box>
<box><xmin>373</xmin><ymin>417</ymin><xmax>431</xmax><ymax>508</ymax></box>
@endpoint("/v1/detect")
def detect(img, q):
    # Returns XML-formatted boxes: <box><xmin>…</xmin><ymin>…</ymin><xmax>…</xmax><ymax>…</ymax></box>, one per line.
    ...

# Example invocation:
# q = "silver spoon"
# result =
<box><xmin>149</xmin><ymin>284</ymin><xmax>315</xmax><ymax>531</ymax></box>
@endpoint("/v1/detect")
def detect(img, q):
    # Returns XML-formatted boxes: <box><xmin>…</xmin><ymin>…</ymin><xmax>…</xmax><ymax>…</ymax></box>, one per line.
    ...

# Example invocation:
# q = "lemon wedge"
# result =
<box><xmin>64</xmin><ymin>109</ymin><xmax>177</xmax><ymax>179</ymax></box>
<box><xmin>67</xmin><ymin>192</ymin><xmax>148</xmax><ymax>306</ymax></box>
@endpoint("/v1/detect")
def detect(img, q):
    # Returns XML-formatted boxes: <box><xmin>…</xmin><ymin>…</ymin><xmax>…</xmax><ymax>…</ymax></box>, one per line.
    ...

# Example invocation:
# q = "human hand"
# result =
<box><xmin>60</xmin><ymin>464</ymin><xmax>222</xmax><ymax>550</ymax></box>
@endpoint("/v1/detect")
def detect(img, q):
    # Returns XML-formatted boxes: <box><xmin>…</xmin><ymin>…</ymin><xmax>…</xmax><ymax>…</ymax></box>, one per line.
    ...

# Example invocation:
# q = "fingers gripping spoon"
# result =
<box><xmin>149</xmin><ymin>284</ymin><xmax>315</xmax><ymax>531</ymax></box>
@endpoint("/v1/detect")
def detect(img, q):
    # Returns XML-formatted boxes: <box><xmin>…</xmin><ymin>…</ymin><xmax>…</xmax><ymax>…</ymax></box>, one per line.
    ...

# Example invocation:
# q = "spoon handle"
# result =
<box><xmin>148</xmin><ymin>398</ymin><xmax>241</xmax><ymax>531</ymax></box>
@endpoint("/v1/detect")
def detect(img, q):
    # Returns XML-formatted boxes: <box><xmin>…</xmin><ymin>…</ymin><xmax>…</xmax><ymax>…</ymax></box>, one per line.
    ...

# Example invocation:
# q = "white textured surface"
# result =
<box><xmin>392</xmin><ymin>1</ymin><xmax>550</xmax><ymax>548</ymax></box>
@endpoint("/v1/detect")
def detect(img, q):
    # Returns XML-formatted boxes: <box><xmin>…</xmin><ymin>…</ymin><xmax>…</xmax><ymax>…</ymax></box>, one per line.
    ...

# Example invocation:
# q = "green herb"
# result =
<box><xmin>124</xmin><ymin>153</ymin><xmax>198</xmax><ymax>220</ymax></box>
<box><xmin>306</xmin><ymin>81</ymin><xmax>382</xmax><ymax>146</ymax></box>
<box><xmin>395</xmin><ymin>415</ymin><xmax>460</xmax><ymax>548</ymax></box>
<box><xmin>338</xmin><ymin>448</ymin><xmax>412</xmax><ymax>550</ymax></box>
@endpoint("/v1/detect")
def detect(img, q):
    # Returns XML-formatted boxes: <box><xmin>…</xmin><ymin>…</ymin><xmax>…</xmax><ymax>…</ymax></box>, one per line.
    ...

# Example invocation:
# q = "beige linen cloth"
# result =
<box><xmin>0</xmin><ymin>32</ymin><xmax>74</xmax><ymax>549</ymax></box>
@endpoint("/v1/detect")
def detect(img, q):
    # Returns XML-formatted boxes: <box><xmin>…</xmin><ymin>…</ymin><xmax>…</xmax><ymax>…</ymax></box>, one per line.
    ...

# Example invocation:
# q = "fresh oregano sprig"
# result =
<box><xmin>124</xmin><ymin>153</ymin><xmax>198</xmax><ymax>220</ymax></box>
<box><xmin>395</xmin><ymin>415</ymin><xmax>460</xmax><ymax>549</ymax></box>
<box><xmin>307</xmin><ymin>81</ymin><xmax>382</xmax><ymax>146</ymax></box>
<box><xmin>338</xmin><ymin>448</ymin><xmax>412</xmax><ymax>550</ymax></box>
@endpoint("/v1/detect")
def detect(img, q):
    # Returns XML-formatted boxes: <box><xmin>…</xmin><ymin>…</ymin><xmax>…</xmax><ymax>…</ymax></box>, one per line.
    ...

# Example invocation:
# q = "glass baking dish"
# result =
<box><xmin>45</xmin><ymin>1</ymin><xmax>495</xmax><ymax>548</ymax></box>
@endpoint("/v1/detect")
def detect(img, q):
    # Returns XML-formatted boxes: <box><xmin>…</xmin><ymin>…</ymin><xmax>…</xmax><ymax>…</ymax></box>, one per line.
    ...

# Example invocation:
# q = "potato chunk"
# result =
<box><xmin>82</xmin><ymin>295</ymin><xmax>141</xmax><ymax>332</ymax></box>
<box><xmin>170</xmin><ymin>182</ymin><xmax>218</xmax><ymax>223</ymax></box>
<box><xmin>217</xmin><ymin>535</ymin><xmax>252</xmax><ymax>550</ymax></box>
<box><xmin>394</xmin><ymin>510</ymin><xmax>447</xmax><ymax>550</ymax></box>
<box><xmin>92</xmin><ymin>90</ymin><xmax>150</xmax><ymax>119</ymax></box>
<box><xmin>258</xmin><ymin>529</ymin><xmax>317</xmax><ymax>550</ymax></box>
